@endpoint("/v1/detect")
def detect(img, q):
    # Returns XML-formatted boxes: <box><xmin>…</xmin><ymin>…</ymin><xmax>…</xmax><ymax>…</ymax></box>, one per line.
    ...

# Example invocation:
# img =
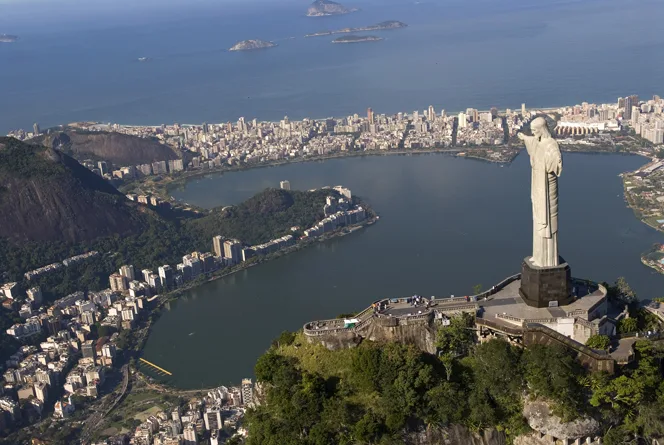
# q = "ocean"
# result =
<box><xmin>2</xmin><ymin>0</ymin><xmax>664</xmax><ymax>133</ymax></box>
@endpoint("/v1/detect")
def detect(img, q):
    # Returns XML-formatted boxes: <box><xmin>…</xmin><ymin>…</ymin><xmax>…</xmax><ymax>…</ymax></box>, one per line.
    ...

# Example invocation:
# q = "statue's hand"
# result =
<box><xmin>517</xmin><ymin>132</ymin><xmax>526</xmax><ymax>141</ymax></box>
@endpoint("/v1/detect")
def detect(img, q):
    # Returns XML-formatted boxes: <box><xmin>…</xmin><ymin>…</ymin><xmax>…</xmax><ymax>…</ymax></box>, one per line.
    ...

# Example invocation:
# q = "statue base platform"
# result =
<box><xmin>519</xmin><ymin>257</ymin><xmax>573</xmax><ymax>308</ymax></box>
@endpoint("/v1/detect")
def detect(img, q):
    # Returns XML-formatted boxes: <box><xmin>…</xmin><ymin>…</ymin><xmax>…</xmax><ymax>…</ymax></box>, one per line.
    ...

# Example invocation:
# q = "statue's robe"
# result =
<box><xmin>524</xmin><ymin>135</ymin><xmax>563</xmax><ymax>267</ymax></box>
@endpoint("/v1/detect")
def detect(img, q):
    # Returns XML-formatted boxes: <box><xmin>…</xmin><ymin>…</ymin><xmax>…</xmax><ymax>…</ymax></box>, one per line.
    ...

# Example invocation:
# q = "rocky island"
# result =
<box><xmin>307</xmin><ymin>0</ymin><xmax>357</xmax><ymax>17</ymax></box>
<box><xmin>0</xmin><ymin>34</ymin><xmax>18</xmax><ymax>43</ymax></box>
<box><xmin>333</xmin><ymin>35</ymin><xmax>384</xmax><ymax>44</ymax></box>
<box><xmin>306</xmin><ymin>20</ymin><xmax>408</xmax><ymax>37</ymax></box>
<box><xmin>229</xmin><ymin>39</ymin><xmax>277</xmax><ymax>51</ymax></box>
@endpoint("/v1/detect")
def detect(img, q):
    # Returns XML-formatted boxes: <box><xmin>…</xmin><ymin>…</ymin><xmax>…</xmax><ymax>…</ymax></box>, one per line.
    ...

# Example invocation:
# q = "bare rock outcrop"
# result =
<box><xmin>523</xmin><ymin>399</ymin><xmax>600</xmax><ymax>440</ymax></box>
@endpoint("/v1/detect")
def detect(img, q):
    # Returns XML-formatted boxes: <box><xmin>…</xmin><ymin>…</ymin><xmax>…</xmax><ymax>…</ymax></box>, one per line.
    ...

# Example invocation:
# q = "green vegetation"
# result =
<box><xmin>0</xmin><ymin>188</ymin><xmax>344</xmax><ymax>303</ymax></box>
<box><xmin>585</xmin><ymin>334</ymin><xmax>611</xmax><ymax>350</ymax></box>
<box><xmin>0</xmin><ymin>137</ymin><xmax>66</xmax><ymax>179</ymax></box>
<box><xmin>190</xmin><ymin>188</ymin><xmax>335</xmax><ymax>245</ymax></box>
<box><xmin>248</xmin><ymin>323</ymin><xmax>664</xmax><ymax>444</ymax></box>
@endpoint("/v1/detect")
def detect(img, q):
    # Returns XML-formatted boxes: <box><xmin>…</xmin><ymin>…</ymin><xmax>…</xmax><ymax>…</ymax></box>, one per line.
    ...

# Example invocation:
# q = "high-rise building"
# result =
<box><xmin>183</xmin><ymin>256</ymin><xmax>202</xmax><ymax>277</ymax></box>
<box><xmin>183</xmin><ymin>424</ymin><xmax>198</xmax><ymax>445</ymax></box>
<box><xmin>26</xmin><ymin>287</ymin><xmax>43</xmax><ymax>305</ymax></box>
<box><xmin>33</xmin><ymin>123</ymin><xmax>40</xmax><ymax>135</ymax></box>
<box><xmin>81</xmin><ymin>340</ymin><xmax>96</xmax><ymax>360</ymax></box>
<box><xmin>521</xmin><ymin>103</ymin><xmax>526</xmax><ymax>116</ymax></box>
<box><xmin>81</xmin><ymin>311</ymin><xmax>95</xmax><ymax>325</ymax></box>
<box><xmin>119</xmin><ymin>265</ymin><xmax>136</xmax><ymax>281</ymax></box>
<box><xmin>158</xmin><ymin>265</ymin><xmax>174</xmax><ymax>288</ymax></box>
<box><xmin>97</xmin><ymin>161</ymin><xmax>109</xmax><ymax>176</ymax></box>
<box><xmin>241</xmin><ymin>378</ymin><xmax>254</xmax><ymax>406</ymax></box>
<box><xmin>213</xmin><ymin>236</ymin><xmax>224</xmax><ymax>258</ymax></box>
<box><xmin>428</xmin><ymin>105</ymin><xmax>435</xmax><ymax>121</ymax></box>
<box><xmin>204</xmin><ymin>407</ymin><xmax>223</xmax><ymax>430</ymax></box>
<box><xmin>146</xmin><ymin>273</ymin><xmax>161</xmax><ymax>289</ymax></box>
<box><xmin>280</xmin><ymin>180</ymin><xmax>291</xmax><ymax>190</ymax></box>
<box><xmin>177</xmin><ymin>263</ymin><xmax>192</xmax><ymax>282</ymax></box>
<box><xmin>109</xmin><ymin>273</ymin><xmax>128</xmax><ymax>292</ymax></box>
<box><xmin>168</xmin><ymin>159</ymin><xmax>184</xmax><ymax>173</ymax></box>
<box><xmin>223</xmin><ymin>240</ymin><xmax>242</xmax><ymax>265</ymax></box>
<box><xmin>466</xmin><ymin>108</ymin><xmax>478</xmax><ymax>123</ymax></box>
<box><xmin>367</xmin><ymin>107</ymin><xmax>374</xmax><ymax>125</ymax></box>
<box><xmin>624</xmin><ymin>96</ymin><xmax>633</xmax><ymax>120</ymax></box>
<box><xmin>457</xmin><ymin>112</ymin><xmax>468</xmax><ymax>129</ymax></box>
<box><xmin>199</xmin><ymin>253</ymin><xmax>215</xmax><ymax>273</ymax></box>
<box><xmin>152</xmin><ymin>161</ymin><xmax>168</xmax><ymax>175</ymax></box>
<box><xmin>632</xmin><ymin>108</ymin><xmax>641</xmax><ymax>124</ymax></box>
<box><xmin>34</xmin><ymin>382</ymin><xmax>48</xmax><ymax>403</ymax></box>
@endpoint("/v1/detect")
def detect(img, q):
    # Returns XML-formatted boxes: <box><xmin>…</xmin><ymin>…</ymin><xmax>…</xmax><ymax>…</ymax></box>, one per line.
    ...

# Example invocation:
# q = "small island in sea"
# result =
<box><xmin>306</xmin><ymin>20</ymin><xmax>407</xmax><ymax>37</ymax></box>
<box><xmin>333</xmin><ymin>35</ymin><xmax>384</xmax><ymax>44</ymax></box>
<box><xmin>229</xmin><ymin>40</ymin><xmax>277</xmax><ymax>51</ymax></box>
<box><xmin>0</xmin><ymin>34</ymin><xmax>18</xmax><ymax>43</ymax></box>
<box><xmin>307</xmin><ymin>0</ymin><xmax>357</xmax><ymax>17</ymax></box>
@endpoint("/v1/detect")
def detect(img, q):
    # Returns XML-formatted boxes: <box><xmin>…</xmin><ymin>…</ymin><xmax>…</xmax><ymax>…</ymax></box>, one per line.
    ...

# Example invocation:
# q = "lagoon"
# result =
<box><xmin>141</xmin><ymin>152</ymin><xmax>663</xmax><ymax>388</ymax></box>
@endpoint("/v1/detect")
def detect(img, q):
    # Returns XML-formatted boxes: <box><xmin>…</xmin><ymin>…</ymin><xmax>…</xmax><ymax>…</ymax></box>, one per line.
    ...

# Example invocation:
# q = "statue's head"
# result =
<box><xmin>531</xmin><ymin>117</ymin><xmax>551</xmax><ymax>138</ymax></box>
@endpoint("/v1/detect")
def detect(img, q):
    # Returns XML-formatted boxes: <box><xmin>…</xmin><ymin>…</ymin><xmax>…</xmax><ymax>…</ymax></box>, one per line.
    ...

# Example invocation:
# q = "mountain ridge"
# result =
<box><xmin>36</xmin><ymin>130</ymin><xmax>180</xmax><ymax>166</ymax></box>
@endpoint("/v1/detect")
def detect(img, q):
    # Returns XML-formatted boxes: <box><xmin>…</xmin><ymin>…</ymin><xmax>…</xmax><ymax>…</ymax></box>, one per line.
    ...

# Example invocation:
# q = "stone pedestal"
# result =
<box><xmin>519</xmin><ymin>257</ymin><xmax>573</xmax><ymax>308</ymax></box>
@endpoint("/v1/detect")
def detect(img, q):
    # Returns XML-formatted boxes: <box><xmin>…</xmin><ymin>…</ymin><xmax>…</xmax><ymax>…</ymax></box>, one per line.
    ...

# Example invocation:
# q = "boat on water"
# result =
<box><xmin>137</xmin><ymin>57</ymin><xmax>149</xmax><ymax>62</ymax></box>
<box><xmin>188</xmin><ymin>332</ymin><xmax>195</xmax><ymax>336</ymax></box>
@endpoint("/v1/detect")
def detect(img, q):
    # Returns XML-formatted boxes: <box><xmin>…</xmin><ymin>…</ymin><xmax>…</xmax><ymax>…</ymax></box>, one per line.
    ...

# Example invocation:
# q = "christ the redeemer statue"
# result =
<box><xmin>517</xmin><ymin>117</ymin><xmax>563</xmax><ymax>268</ymax></box>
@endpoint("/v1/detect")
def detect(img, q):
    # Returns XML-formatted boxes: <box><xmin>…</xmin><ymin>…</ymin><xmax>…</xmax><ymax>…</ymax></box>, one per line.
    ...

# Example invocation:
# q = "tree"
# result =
<box><xmin>436</xmin><ymin>313</ymin><xmax>475</xmax><ymax>356</ymax></box>
<box><xmin>618</xmin><ymin>317</ymin><xmax>638</xmax><ymax>334</ymax></box>
<box><xmin>424</xmin><ymin>381</ymin><xmax>467</xmax><ymax>426</ymax></box>
<box><xmin>466</xmin><ymin>339</ymin><xmax>526</xmax><ymax>432</ymax></box>
<box><xmin>586</xmin><ymin>335</ymin><xmax>611</xmax><ymax>351</ymax></box>
<box><xmin>472</xmin><ymin>284</ymin><xmax>483</xmax><ymax>295</ymax></box>
<box><xmin>522</xmin><ymin>344</ymin><xmax>585</xmax><ymax>421</ymax></box>
<box><xmin>254</xmin><ymin>352</ymin><xmax>300</xmax><ymax>387</ymax></box>
<box><xmin>353</xmin><ymin>411</ymin><xmax>384</xmax><ymax>443</ymax></box>
<box><xmin>436</xmin><ymin>313</ymin><xmax>475</xmax><ymax>381</ymax></box>
<box><xmin>272</xmin><ymin>331</ymin><xmax>296</xmax><ymax>348</ymax></box>
<box><xmin>614</xmin><ymin>277</ymin><xmax>637</xmax><ymax>305</ymax></box>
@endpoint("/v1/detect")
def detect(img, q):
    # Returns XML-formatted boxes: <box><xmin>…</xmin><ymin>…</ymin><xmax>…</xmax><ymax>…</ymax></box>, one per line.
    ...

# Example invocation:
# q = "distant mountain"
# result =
<box><xmin>37</xmin><ymin>130</ymin><xmax>180</xmax><ymax>166</ymax></box>
<box><xmin>229</xmin><ymin>40</ymin><xmax>277</xmax><ymax>51</ymax></box>
<box><xmin>307</xmin><ymin>0</ymin><xmax>357</xmax><ymax>17</ymax></box>
<box><xmin>0</xmin><ymin>137</ymin><xmax>149</xmax><ymax>244</ymax></box>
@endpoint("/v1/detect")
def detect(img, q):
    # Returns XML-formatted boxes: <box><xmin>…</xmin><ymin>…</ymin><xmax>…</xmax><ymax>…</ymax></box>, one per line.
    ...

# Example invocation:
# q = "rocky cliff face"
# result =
<box><xmin>362</xmin><ymin>318</ymin><xmax>438</xmax><ymax>353</ymax></box>
<box><xmin>41</xmin><ymin>131</ymin><xmax>179</xmax><ymax>166</ymax></box>
<box><xmin>0</xmin><ymin>137</ymin><xmax>148</xmax><ymax>244</ymax></box>
<box><xmin>522</xmin><ymin>399</ymin><xmax>601</xmax><ymax>440</ymax></box>
<box><xmin>403</xmin><ymin>425</ymin><xmax>506</xmax><ymax>445</ymax></box>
